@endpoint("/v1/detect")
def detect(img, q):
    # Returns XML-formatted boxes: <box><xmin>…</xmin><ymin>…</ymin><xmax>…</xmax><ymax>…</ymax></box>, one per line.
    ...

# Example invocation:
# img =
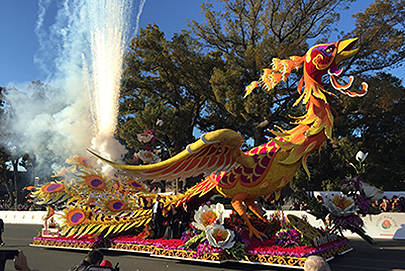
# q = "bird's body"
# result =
<box><xmin>89</xmin><ymin>38</ymin><xmax>368</xmax><ymax>238</ymax></box>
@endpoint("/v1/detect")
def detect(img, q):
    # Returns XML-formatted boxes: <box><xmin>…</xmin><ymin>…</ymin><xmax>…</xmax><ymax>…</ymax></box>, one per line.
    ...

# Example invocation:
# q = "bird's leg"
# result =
<box><xmin>231</xmin><ymin>192</ymin><xmax>265</xmax><ymax>240</ymax></box>
<box><xmin>245</xmin><ymin>198</ymin><xmax>268</xmax><ymax>223</ymax></box>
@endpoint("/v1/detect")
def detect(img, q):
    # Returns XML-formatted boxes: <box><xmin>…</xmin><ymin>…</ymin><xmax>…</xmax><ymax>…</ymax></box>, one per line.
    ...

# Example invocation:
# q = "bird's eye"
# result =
<box><xmin>325</xmin><ymin>46</ymin><xmax>334</xmax><ymax>53</ymax></box>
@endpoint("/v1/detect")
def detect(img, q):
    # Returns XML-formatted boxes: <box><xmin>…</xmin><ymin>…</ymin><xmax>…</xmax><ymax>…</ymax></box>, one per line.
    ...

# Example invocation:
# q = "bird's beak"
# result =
<box><xmin>335</xmin><ymin>38</ymin><xmax>359</xmax><ymax>64</ymax></box>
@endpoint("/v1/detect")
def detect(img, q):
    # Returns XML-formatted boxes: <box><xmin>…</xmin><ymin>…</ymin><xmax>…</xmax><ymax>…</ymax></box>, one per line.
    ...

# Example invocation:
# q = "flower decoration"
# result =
<box><xmin>350</xmin><ymin>150</ymin><xmax>368</xmax><ymax>176</ymax></box>
<box><xmin>275</xmin><ymin>229</ymin><xmax>303</xmax><ymax>248</ymax></box>
<box><xmin>138</xmin><ymin>150</ymin><xmax>160</xmax><ymax>164</ymax></box>
<box><xmin>323</xmin><ymin>194</ymin><xmax>359</xmax><ymax>217</ymax></box>
<box><xmin>355</xmin><ymin>151</ymin><xmax>368</xmax><ymax>162</ymax></box>
<box><xmin>206</xmin><ymin>224</ymin><xmax>235</xmax><ymax>249</ymax></box>
<box><xmin>360</xmin><ymin>182</ymin><xmax>383</xmax><ymax>201</ymax></box>
<box><xmin>156</xmin><ymin>119</ymin><xmax>163</xmax><ymax>126</ymax></box>
<box><xmin>191</xmin><ymin>203</ymin><xmax>224</xmax><ymax>231</ymax></box>
<box><xmin>341</xmin><ymin>176</ymin><xmax>361</xmax><ymax>195</ymax></box>
<box><xmin>107</xmin><ymin>200</ymin><xmax>130</xmax><ymax>212</ymax></box>
<box><xmin>137</xmin><ymin>130</ymin><xmax>155</xmax><ymax>143</ymax></box>
<box><xmin>132</xmin><ymin>153</ymin><xmax>139</xmax><ymax>164</ymax></box>
<box><xmin>65</xmin><ymin>208</ymin><xmax>86</xmax><ymax>226</ymax></box>
<box><xmin>125</xmin><ymin>177</ymin><xmax>146</xmax><ymax>191</ymax></box>
<box><xmin>84</xmin><ymin>174</ymin><xmax>106</xmax><ymax>190</ymax></box>
<box><xmin>92</xmin><ymin>190</ymin><xmax>135</xmax><ymax>216</ymax></box>
<box><xmin>41</xmin><ymin>183</ymin><xmax>65</xmax><ymax>194</ymax></box>
<box><xmin>333</xmin><ymin>214</ymin><xmax>364</xmax><ymax>232</ymax></box>
<box><xmin>354</xmin><ymin>194</ymin><xmax>370</xmax><ymax>214</ymax></box>
<box><xmin>76</xmin><ymin>156</ymin><xmax>92</xmax><ymax>167</ymax></box>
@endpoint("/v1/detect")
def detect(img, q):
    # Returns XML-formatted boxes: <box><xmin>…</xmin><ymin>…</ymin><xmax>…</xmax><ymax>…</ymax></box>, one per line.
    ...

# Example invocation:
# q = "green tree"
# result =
<box><xmin>119</xmin><ymin>0</ymin><xmax>405</xmax><ymax>192</ymax></box>
<box><xmin>292</xmin><ymin>74</ymin><xmax>405</xmax><ymax>191</ymax></box>
<box><xmin>0</xmin><ymin>87</ymin><xmax>11</xmax><ymax>196</ymax></box>
<box><xmin>345</xmin><ymin>0</ymin><xmax>405</xmax><ymax>75</ymax></box>
<box><xmin>292</xmin><ymin>0</ymin><xmax>405</xmax><ymax>191</ymax></box>
<box><xmin>119</xmin><ymin>25</ymin><xmax>223</xmax><ymax>159</ymax></box>
<box><xmin>190</xmin><ymin>0</ymin><xmax>353</xmax><ymax>145</ymax></box>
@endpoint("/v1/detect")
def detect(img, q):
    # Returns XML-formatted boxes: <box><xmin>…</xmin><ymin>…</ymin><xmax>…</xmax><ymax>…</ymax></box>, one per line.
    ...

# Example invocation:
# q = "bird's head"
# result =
<box><xmin>304</xmin><ymin>38</ymin><xmax>359</xmax><ymax>84</ymax></box>
<box><xmin>244</xmin><ymin>38</ymin><xmax>367</xmax><ymax>99</ymax></box>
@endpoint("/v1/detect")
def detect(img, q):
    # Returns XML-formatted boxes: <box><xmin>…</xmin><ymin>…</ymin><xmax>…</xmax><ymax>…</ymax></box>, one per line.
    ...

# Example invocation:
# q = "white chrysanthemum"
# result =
<box><xmin>206</xmin><ymin>224</ymin><xmax>235</xmax><ymax>249</ymax></box>
<box><xmin>323</xmin><ymin>193</ymin><xmax>359</xmax><ymax>217</ymax></box>
<box><xmin>360</xmin><ymin>182</ymin><xmax>384</xmax><ymax>201</ymax></box>
<box><xmin>138</xmin><ymin>150</ymin><xmax>159</xmax><ymax>164</ymax></box>
<box><xmin>137</xmin><ymin>132</ymin><xmax>154</xmax><ymax>143</ymax></box>
<box><xmin>191</xmin><ymin>203</ymin><xmax>224</xmax><ymax>231</ymax></box>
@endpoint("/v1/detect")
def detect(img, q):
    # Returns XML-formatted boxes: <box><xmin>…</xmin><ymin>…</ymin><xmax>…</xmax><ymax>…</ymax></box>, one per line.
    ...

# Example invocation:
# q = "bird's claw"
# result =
<box><xmin>248</xmin><ymin>228</ymin><xmax>265</xmax><ymax>241</ymax></box>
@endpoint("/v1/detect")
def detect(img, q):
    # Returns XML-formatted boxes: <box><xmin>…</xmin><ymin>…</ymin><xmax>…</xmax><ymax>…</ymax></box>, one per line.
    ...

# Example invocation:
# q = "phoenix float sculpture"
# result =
<box><xmin>35</xmin><ymin>38</ymin><xmax>368</xmax><ymax>239</ymax></box>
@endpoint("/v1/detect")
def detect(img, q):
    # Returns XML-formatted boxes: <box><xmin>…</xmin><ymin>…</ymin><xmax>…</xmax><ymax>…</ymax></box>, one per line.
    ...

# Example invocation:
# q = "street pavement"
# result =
<box><xmin>1</xmin><ymin>224</ymin><xmax>405</xmax><ymax>271</ymax></box>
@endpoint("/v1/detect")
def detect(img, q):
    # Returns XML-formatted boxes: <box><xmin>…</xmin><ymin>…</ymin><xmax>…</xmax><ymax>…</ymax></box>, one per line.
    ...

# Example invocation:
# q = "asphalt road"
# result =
<box><xmin>1</xmin><ymin>224</ymin><xmax>405</xmax><ymax>271</ymax></box>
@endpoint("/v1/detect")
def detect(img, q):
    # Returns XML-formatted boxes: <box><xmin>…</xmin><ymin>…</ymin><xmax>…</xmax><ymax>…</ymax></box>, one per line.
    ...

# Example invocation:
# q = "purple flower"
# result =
<box><xmin>333</xmin><ymin>214</ymin><xmax>363</xmax><ymax>232</ymax></box>
<box><xmin>275</xmin><ymin>229</ymin><xmax>303</xmax><ymax>247</ymax></box>
<box><xmin>354</xmin><ymin>194</ymin><xmax>370</xmax><ymax>214</ymax></box>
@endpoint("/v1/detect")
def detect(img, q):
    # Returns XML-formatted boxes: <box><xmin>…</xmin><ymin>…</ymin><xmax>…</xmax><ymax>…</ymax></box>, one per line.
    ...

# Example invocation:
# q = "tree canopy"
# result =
<box><xmin>117</xmin><ymin>0</ymin><xmax>405</xmax><ymax>190</ymax></box>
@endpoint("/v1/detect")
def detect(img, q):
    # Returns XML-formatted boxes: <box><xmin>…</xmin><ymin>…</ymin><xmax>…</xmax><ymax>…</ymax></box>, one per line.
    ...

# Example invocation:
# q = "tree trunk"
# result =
<box><xmin>254</xmin><ymin>121</ymin><xmax>268</xmax><ymax>146</ymax></box>
<box><xmin>12</xmin><ymin>159</ymin><xmax>18</xmax><ymax>210</ymax></box>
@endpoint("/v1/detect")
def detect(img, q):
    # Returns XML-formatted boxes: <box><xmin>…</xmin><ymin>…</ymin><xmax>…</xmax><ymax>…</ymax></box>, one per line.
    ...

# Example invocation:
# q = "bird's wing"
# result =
<box><xmin>88</xmin><ymin>129</ymin><xmax>249</xmax><ymax>182</ymax></box>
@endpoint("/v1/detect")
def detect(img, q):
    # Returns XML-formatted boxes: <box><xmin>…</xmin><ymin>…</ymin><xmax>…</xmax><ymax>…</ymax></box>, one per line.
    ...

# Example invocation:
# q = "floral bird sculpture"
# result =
<box><xmin>89</xmin><ymin>38</ymin><xmax>368</xmax><ymax>239</ymax></box>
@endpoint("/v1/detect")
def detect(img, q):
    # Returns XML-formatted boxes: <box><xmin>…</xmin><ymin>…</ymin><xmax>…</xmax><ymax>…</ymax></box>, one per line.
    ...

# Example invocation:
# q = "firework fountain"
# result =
<box><xmin>84</xmin><ymin>0</ymin><xmax>132</xmax><ymax>170</ymax></box>
<box><xmin>3</xmin><ymin>0</ymin><xmax>147</xmax><ymax>175</ymax></box>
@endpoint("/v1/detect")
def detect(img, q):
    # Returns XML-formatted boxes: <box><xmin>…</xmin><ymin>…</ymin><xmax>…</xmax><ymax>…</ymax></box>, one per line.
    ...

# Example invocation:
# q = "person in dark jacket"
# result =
<box><xmin>163</xmin><ymin>204</ymin><xmax>179</xmax><ymax>239</ymax></box>
<box><xmin>67</xmin><ymin>249</ymin><xmax>103</xmax><ymax>271</ymax></box>
<box><xmin>152</xmin><ymin>196</ymin><xmax>164</xmax><ymax>239</ymax></box>
<box><xmin>142</xmin><ymin>194</ymin><xmax>164</xmax><ymax>238</ymax></box>
<box><xmin>0</xmin><ymin>218</ymin><xmax>4</xmax><ymax>246</ymax></box>
<box><xmin>177</xmin><ymin>202</ymin><xmax>192</xmax><ymax>237</ymax></box>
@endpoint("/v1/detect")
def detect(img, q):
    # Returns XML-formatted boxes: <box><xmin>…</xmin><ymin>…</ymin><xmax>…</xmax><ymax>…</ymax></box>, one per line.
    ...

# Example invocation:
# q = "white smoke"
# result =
<box><xmin>3</xmin><ymin>80</ymin><xmax>92</xmax><ymax>174</ymax></box>
<box><xmin>2</xmin><ymin>0</ymin><xmax>148</xmax><ymax>177</ymax></box>
<box><xmin>133</xmin><ymin>0</ymin><xmax>147</xmax><ymax>36</ymax></box>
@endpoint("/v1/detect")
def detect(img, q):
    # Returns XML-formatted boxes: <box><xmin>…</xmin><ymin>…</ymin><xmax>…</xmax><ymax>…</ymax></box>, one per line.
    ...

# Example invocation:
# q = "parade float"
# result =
<box><xmin>30</xmin><ymin>37</ymin><xmax>381</xmax><ymax>268</ymax></box>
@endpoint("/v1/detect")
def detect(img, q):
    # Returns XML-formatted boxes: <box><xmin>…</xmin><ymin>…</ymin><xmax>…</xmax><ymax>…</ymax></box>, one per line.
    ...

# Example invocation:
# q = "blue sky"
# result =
<box><xmin>0</xmin><ymin>0</ymin><xmax>403</xmax><ymax>87</ymax></box>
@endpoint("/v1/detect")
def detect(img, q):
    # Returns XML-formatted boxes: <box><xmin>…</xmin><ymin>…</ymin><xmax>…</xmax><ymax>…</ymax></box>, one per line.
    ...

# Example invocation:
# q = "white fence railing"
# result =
<box><xmin>1</xmin><ymin>210</ymin><xmax>404</xmax><ymax>240</ymax></box>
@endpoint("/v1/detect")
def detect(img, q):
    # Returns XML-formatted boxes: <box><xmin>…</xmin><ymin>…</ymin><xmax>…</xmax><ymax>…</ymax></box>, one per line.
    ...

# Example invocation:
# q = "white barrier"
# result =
<box><xmin>1</xmin><ymin>210</ymin><xmax>404</xmax><ymax>240</ymax></box>
<box><xmin>313</xmin><ymin>191</ymin><xmax>405</xmax><ymax>200</ymax></box>
<box><xmin>0</xmin><ymin>211</ymin><xmax>46</xmax><ymax>225</ymax></box>
<box><xmin>264</xmin><ymin>210</ymin><xmax>405</xmax><ymax>240</ymax></box>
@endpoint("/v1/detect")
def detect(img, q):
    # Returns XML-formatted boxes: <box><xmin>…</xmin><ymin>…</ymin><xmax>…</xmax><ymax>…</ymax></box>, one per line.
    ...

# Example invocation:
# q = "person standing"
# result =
<box><xmin>163</xmin><ymin>204</ymin><xmax>179</xmax><ymax>240</ymax></box>
<box><xmin>147</xmin><ymin>195</ymin><xmax>164</xmax><ymax>239</ymax></box>
<box><xmin>0</xmin><ymin>218</ymin><xmax>4</xmax><ymax>246</ymax></box>
<box><xmin>177</xmin><ymin>202</ymin><xmax>192</xmax><ymax>237</ymax></box>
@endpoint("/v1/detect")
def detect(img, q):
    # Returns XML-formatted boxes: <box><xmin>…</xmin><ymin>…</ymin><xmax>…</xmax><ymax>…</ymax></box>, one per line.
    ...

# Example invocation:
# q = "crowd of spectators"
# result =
<box><xmin>371</xmin><ymin>196</ymin><xmax>405</xmax><ymax>212</ymax></box>
<box><xmin>0</xmin><ymin>199</ymin><xmax>37</xmax><ymax>211</ymax></box>
<box><xmin>258</xmin><ymin>194</ymin><xmax>405</xmax><ymax>213</ymax></box>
